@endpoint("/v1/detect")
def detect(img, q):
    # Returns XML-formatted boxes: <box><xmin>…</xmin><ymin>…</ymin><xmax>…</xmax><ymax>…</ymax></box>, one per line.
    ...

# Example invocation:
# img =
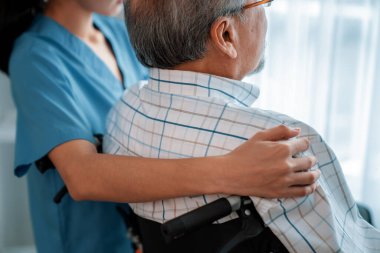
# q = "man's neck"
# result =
<box><xmin>173</xmin><ymin>57</ymin><xmax>243</xmax><ymax>81</ymax></box>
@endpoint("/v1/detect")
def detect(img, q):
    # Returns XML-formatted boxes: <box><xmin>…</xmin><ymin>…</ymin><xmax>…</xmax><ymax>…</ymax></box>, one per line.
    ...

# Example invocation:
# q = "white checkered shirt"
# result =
<box><xmin>104</xmin><ymin>68</ymin><xmax>380</xmax><ymax>253</ymax></box>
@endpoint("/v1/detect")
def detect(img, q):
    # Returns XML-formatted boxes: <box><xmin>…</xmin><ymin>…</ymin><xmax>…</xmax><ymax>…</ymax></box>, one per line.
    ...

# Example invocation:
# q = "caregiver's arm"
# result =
<box><xmin>49</xmin><ymin>125</ymin><xmax>320</xmax><ymax>202</ymax></box>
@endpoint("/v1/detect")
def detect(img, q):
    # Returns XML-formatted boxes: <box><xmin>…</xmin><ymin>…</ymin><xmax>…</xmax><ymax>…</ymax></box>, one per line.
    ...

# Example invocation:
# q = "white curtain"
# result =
<box><xmin>247</xmin><ymin>0</ymin><xmax>380</xmax><ymax>226</ymax></box>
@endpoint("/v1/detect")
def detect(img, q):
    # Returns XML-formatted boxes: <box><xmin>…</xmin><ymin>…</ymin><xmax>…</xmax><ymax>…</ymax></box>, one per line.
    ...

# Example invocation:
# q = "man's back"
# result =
<box><xmin>104</xmin><ymin>68</ymin><xmax>380</xmax><ymax>253</ymax></box>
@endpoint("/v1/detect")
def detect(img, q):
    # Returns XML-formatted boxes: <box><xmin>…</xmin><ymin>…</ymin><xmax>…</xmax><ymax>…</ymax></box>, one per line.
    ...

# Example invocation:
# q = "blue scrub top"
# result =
<box><xmin>9</xmin><ymin>14</ymin><xmax>147</xmax><ymax>253</ymax></box>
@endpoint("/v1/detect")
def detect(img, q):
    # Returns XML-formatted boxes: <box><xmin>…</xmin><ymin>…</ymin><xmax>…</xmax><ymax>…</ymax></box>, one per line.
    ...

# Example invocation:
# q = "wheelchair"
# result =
<box><xmin>160</xmin><ymin>196</ymin><xmax>287</xmax><ymax>253</ymax></box>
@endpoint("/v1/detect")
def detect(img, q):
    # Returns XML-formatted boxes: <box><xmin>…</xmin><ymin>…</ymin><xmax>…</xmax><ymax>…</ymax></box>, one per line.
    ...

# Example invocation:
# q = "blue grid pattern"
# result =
<box><xmin>104</xmin><ymin>68</ymin><xmax>380</xmax><ymax>253</ymax></box>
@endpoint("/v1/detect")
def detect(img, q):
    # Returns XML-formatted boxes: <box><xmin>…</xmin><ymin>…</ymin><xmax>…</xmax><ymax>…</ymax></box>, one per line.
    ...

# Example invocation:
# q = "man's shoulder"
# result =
<box><xmin>223</xmin><ymin>103</ymin><xmax>292</xmax><ymax>127</ymax></box>
<box><xmin>112</xmin><ymin>81</ymin><xmax>323</xmax><ymax>143</ymax></box>
<box><xmin>223</xmin><ymin>103</ymin><xmax>321</xmax><ymax>140</ymax></box>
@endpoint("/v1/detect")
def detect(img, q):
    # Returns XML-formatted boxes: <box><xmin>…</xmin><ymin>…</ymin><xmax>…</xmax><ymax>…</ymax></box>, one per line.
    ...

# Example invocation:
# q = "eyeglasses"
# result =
<box><xmin>243</xmin><ymin>0</ymin><xmax>274</xmax><ymax>9</ymax></box>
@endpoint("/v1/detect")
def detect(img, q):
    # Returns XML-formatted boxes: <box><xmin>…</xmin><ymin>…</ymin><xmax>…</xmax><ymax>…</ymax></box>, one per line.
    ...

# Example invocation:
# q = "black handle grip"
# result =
<box><xmin>161</xmin><ymin>197</ymin><xmax>233</xmax><ymax>242</ymax></box>
<box><xmin>53</xmin><ymin>186</ymin><xmax>68</xmax><ymax>204</ymax></box>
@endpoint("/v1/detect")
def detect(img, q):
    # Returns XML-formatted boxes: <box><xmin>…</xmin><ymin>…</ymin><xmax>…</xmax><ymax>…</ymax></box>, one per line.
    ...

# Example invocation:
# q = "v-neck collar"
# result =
<box><xmin>93</xmin><ymin>15</ymin><xmax>125</xmax><ymax>89</ymax></box>
<box><xmin>36</xmin><ymin>14</ymin><xmax>126</xmax><ymax>89</ymax></box>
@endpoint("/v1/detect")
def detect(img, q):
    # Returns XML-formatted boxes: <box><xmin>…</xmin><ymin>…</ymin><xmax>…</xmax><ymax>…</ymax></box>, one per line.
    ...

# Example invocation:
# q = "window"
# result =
<box><xmin>247</xmin><ymin>0</ymin><xmax>380</xmax><ymax>226</ymax></box>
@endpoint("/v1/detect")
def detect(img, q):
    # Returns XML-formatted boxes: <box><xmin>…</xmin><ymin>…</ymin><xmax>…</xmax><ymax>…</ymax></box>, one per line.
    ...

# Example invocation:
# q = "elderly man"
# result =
<box><xmin>104</xmin><ymin>0</ymin><xmax>380</xmax><ymax>252</ymax></box>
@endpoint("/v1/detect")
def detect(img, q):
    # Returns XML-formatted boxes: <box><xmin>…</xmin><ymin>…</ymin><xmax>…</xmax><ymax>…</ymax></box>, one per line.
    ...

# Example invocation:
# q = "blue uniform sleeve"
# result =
<box><xmin>10</xmin><ymin>47</ymin><xmax>95</xmax><ymax>176</ymax></box>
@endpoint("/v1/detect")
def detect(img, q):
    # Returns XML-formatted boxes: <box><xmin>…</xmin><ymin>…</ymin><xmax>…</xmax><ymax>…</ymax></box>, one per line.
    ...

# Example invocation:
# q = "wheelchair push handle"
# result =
<box><xmin>161</xmin><ymin>196</ymin><xmax>242</xmax><ymax>243</ymax></box>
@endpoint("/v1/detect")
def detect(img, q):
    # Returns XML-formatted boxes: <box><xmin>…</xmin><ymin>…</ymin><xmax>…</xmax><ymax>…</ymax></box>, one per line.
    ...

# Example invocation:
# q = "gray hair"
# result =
<box><xmin>124</xmin><ymin>0</ymin><xmax>246</xmax><ymax>69</ymax></box>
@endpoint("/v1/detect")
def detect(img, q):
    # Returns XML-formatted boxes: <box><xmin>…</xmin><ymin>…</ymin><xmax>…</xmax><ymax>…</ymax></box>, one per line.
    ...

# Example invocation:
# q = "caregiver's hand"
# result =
<box><xmin>220</xmin><ymin>125</ymin><xmax>319</xmax><ymax>198</ymax></box>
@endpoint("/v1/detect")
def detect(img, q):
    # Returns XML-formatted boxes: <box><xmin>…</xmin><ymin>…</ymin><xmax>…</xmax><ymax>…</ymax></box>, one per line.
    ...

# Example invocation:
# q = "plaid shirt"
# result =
<box><xmin>104</xmin><ymin>68</ymin><xmax>380</xmax><ymax>253</ymax></box>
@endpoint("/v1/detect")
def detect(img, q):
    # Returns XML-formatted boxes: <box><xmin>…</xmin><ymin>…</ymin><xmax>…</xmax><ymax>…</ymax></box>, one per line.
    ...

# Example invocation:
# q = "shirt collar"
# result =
<box><xmin>147</xmin><ymin>68</ymin><xmax>260</xmax><ymax>107</ymax></box>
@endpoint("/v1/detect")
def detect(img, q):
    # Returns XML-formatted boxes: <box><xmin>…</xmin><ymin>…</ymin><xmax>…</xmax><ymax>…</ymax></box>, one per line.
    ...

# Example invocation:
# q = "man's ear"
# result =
<box><xmin>210</xmin><ymin>17</ymin><xmax>238</xmax><ymax>59</ymax></box>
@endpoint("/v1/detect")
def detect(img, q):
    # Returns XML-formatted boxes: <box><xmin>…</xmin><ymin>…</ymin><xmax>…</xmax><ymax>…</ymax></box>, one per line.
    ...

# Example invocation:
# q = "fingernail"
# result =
<box><xmin>292</xmin><ymin>127</ymin><xmax>301</xmax><ymax>133</ymax></box>
<box><xmin>315</xmin><ymin>169</ymin><xmax>321</xmax><ymax>180</ymax></box>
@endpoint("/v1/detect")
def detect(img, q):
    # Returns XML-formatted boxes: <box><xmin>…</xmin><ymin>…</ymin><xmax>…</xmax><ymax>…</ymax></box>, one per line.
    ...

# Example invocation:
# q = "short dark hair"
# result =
<box><xmin>124</xmin><ymin>0</ymin><xmax>246</xmax><ymax>69</ymax></box>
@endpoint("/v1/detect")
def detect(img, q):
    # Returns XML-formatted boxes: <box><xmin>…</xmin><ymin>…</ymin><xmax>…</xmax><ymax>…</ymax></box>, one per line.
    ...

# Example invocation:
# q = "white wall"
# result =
<box><xmin>0</xmin><ymin>72</ymin><xmax>35</xmax><ymax>252</ymax></box>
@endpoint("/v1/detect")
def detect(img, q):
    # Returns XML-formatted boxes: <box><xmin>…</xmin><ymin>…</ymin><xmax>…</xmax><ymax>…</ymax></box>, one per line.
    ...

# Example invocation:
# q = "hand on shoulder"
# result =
<box><xmin>218</xmin><ymin>125</ymin><xmax>320</xmax><ymax>198</ymax></box>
